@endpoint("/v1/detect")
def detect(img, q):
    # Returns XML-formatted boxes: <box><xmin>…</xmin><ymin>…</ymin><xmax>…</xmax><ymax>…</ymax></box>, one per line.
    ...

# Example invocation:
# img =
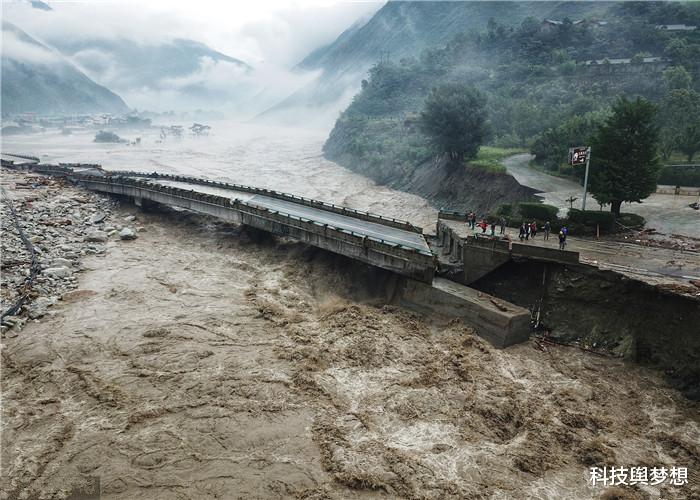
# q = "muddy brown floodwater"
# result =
<box><xmin>2</xmin><ymin>195</ymin><xmax>699</xmax><ymax>500</ymax></box>
<box><xmin>1</xmin><ymin>124</ymin><xmax>699</xmax><ymax>499</ymax></box>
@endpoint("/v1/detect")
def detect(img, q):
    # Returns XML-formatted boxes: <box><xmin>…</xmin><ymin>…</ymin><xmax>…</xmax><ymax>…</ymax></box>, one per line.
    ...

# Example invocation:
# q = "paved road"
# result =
<box><xmin>148</xmin><ymin>179</ymin><xmax>431</xmax><ymax>253</ymax></box>
<box><xmin>502</xmin><ymin>154</ymin><xmax>700</xmax><ymax>237</ymax></box>
<box><xmin>443</xmin><ymin>219</ymin><xmax>700</xmax><ymax>286</ymax></box>
<box><xmin>502</xmin><ymin>154</ymin><xmax>581</xmax><ymax>216</ymax></box>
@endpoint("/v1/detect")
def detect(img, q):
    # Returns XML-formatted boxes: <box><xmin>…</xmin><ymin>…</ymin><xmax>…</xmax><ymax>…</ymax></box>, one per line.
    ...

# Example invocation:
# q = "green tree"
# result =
<box><xmin>588</xmin><ymin>96</ymin><xmax>661</xmax><ymax>217</ymax></box>
<box><xmin>659</xmin><ymin>88</ymin><xmax>700</xmax><ymax>162</ymax></box>
<box><xmin>677</xmin><ymin>122</ymin><xmax>700</xmax><ymax>163</ymax></box>
<box><xmin>419</xmin><ymin>83</ymin><xmax>489</xmax><ymax>162</ymax></box>
<box><xmin>662</xmin><ymin>65</ymin><xmax>692</xmax><ymax>91</ymax></box>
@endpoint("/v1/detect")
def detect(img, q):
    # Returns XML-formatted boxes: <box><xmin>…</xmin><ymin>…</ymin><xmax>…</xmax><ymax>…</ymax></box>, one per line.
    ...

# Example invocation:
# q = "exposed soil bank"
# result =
<box><xmin>323</xmin><ymin>151</ymin><xmax>536</xmax><ymax>214</ymax></box>
<box><xmin>471</xmin><ymin>260</ymin><xmax>700</xmax><ymax>400</ymax></box>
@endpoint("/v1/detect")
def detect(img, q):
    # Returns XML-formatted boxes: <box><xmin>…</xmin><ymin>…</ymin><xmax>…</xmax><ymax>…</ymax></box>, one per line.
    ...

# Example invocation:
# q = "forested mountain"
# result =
<box><xmin>323</xmin><ymin>1</ymin><xmax>700</xmax><ymax>210</ymax></box>
<box><xmin>1</xmin><ymin>21</ymin><xmax>128</xmax><ymax>116</ymax></box>
<box><xmin>261</xmin><ymin>1</ymin><xmax>616</xmax><ymax>119</ymax></box>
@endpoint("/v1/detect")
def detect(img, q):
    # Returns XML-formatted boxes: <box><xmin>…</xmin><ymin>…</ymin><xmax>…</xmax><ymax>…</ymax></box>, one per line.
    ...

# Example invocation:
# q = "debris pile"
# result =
<box><xmin>1</xmin><ymin>168</ymin><xmax>137</xmax><ymax>331</ymax></box>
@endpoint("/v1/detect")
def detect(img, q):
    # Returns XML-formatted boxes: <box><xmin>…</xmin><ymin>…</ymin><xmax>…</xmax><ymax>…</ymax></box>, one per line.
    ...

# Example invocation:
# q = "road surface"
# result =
<box><xmin>148</xmin><ymin>179</ymin><xmax>431</xmax><ymax>253</ymax></box>
<box><xmin>502</xmin><ymin>154</ymin><xmax>699</xmax><ymax>238</ymax></box>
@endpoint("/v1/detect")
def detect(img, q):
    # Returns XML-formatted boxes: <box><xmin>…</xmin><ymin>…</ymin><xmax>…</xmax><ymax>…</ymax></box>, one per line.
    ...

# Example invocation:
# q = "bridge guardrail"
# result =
<box><xmin>104</xmin><ymin>170</ymin><xmax>424</xmax><ymax>235</ymax></box>
<box><xmin>438</xmin><ymin>210</ymin><xmax>470</xmax><ymax>222</ymax></box>
<box><xmin>1</xmin><ymin>153</ymin><xmax>40</xmax><ymax>164</ymax></box>
<box><xmin>72</xmin><ymin>173</ymin><xmax>435</xmax><ymax>264</ymax></box>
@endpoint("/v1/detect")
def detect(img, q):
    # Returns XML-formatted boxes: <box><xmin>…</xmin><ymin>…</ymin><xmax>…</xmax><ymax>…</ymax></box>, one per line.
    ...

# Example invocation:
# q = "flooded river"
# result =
<box><xmin>2</xmin><ymin>124</ymin><xmax>699</xmax><ymax>499</ymax></box>
<box><xmin>1</xmin><ymin>122</ymin><xmax>438</xmax><ymax>228</ymax></box>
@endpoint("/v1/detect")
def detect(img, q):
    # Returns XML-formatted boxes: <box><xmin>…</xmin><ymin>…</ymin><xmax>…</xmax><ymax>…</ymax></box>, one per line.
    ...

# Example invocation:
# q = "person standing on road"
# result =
<box><xmin>499</xmin><ymin>216</ymin><xmax>506</xmax><ymax>235</ymax></box>
<box><xmin>543</xmin><ymin>221</ymin><xmax>551</xmax><ymax>240</ymax></box>
<box><xmin>467</xmin><ymin>211</ymin><xmax>476</xmax><ymax>230</ymax></box>
<box><xmin>519</xmin><ymin>223</ymin><xmax>526</xmax><ymax>241</ymax></box>
<box><xmin>558</xmin><ymin>229</ymin><xmax>567</xmax><ymax>250</ymax></box>
<box><xmin>490</xmin><ymin>221</ymin><xmax>496</xmax><ymax>236</ymax></box>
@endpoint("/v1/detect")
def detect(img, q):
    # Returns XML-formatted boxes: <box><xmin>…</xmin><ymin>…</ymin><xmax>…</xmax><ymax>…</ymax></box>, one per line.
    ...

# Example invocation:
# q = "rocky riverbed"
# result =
<box><xmin>2</xmin><ymin>168</ymin><xmax>699</xmax><ymax>500</ymax></box>
<box><xmin>1</xmin><ymin>168</ymin><xmax>140</xmax><ymax>330</ymax></box>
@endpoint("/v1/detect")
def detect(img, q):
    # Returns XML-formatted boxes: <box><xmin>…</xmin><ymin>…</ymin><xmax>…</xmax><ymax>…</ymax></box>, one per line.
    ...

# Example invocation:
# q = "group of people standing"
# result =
<box><xmin>518</xmin><ymin>221</ymin><xmax>555</xmax><ymax>240</ymax></box>
<box><xmin>466</xmin><ymin>213</ymin><xmax>569</xmax><ymax>250</ymax></box>
<box><xmin>466</xmin><ymin>212</ymin><xmax>508</xmax><ymax>236</ymax></box>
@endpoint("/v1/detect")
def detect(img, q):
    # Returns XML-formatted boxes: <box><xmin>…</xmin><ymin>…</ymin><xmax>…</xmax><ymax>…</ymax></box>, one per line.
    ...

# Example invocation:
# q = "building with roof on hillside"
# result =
<box><xmin>656</xmin><ymin>24</ymin><xmax>697</xmax><ymax>31</ymax></box>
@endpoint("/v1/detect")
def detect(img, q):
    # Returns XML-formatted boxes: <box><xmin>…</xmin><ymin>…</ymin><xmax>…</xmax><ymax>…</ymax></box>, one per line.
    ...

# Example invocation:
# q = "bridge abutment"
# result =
<box><xmin>397</xmin><ymin>277</ymin><xmax>531</xmax><ymax>348</ymax></box>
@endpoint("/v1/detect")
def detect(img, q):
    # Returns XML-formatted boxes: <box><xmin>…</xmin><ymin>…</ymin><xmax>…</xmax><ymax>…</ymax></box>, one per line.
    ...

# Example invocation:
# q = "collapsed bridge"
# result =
<box><xmin>4</xmin><ymin>157</ymin><xmax>547</xmax><ymax>348</ymax></box>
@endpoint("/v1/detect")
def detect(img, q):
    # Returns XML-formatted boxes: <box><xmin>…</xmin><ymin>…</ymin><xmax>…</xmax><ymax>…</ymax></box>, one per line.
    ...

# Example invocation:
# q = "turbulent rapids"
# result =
<box><xmin>2</xmin><ymin>124</ymin><xmax>699</xmax><ymax>499</ymax></box>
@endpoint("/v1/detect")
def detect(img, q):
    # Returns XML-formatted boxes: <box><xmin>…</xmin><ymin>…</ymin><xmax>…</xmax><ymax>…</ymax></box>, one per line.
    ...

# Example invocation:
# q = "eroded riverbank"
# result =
<box><xmin>2</xmin><ymin>172</ymin><xmax>699</xmax><ymax>499</ymax></box>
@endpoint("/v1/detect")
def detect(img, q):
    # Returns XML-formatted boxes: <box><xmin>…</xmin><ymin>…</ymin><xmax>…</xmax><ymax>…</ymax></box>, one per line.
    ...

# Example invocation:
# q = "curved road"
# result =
<box><xmin>502</xmin><ymin>154</ymin><xmax>699</xmax><ymax>237</ymax></box>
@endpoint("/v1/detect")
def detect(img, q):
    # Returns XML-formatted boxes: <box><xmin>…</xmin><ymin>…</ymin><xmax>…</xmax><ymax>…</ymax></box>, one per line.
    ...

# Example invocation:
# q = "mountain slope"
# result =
<box><xmin>261</xmin><ymin>0</ymin><xmax>615</xmax><ymax>122</ymax></box>
<box><xmin>1</xmin><ymin>22</ymin><xmax>128</xmax><ymax>116</ymax></box>
<box><xmin>53</xmin><ymin>37</ymin><xmax>251</xmax><ymax>91</ymax></box>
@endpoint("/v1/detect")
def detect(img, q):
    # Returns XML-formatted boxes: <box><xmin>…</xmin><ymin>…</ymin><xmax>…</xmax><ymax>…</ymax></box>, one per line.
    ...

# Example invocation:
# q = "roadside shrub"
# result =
<box><xmin>567</xmin><ymin>209</ymin><xmax>615</xmax><ymax>230</ymax></box>
<box><xmin>617</xmin><ymin>213</ymin><xmax>646</xmax><ymax>230</ymax></box>
<box><xmin>495</xmin><ymin>203</ymin><xmax>513</xmax><ymax>216</ymax></box>
<box><xmin>658</xmin><ymin>165</ymin><xmax>700</xmax><ymax>187</ymax></box>
<box><xmin>518</xmin><ymin>202</ymin><xmax>559</xmax><ymax>221</ymax></box>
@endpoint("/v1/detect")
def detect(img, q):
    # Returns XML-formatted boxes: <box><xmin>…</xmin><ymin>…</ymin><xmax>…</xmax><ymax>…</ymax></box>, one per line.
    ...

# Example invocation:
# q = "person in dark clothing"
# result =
<box><xmin>519</xmin><ymin>223</ymin><xmax>526</xmax><ymax>241</ymax></box>
<box><xmin>543</xmin><ymin>221</ymin><xmax>551</xmax><ymax>240</ymax></box>
<box><xmin>530</xmin><ymin>221</ymin><xmax>537</xmax><ymax>239</ymax></box>
<box><xmin>499</xmin><ymin>217</ymin><xmax>506</xmax><ymax>234</ymax></box>
<box><xmin>467</xmin><ymin>211</ymin><xmax>476</xmax><ymax>229</ymax></box>
<box><xmin>490</xmin><ymin>221</ymin><xmax>496</xmax><ymax>236</ymax></box>
<box><xmin>558</xmin><ymin>229</ymin><xmax>567</xmax><ymax>250</ymax></box>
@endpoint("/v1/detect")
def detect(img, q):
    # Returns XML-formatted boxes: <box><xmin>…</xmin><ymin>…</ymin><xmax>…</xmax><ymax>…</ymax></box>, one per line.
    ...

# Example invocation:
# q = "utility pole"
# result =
<box><xmin>581</xmin><ymin>146</ymin><xmax>592</xmax><ymax>211</ymax></box>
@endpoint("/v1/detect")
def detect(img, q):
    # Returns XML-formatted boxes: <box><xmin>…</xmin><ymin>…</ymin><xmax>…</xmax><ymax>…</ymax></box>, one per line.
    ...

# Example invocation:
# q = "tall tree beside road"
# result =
<box><xmin>420</xmin><ymin>83</ymin><xmax>490</xmax><ymax>163</ymax></box>
<box><xmin>659</xmin><ymin>69</ymin><xmax>700</xmax><ymax>163</ymax></box>
<box><xmin>588</xmin><ymin>96</ymin><xmax>661</xmax><ymax>217</ymax></box>
<box><xmin>661</xmin><ymin>89</ymin><xmax>700</xmax><ymax>163</ymax></box>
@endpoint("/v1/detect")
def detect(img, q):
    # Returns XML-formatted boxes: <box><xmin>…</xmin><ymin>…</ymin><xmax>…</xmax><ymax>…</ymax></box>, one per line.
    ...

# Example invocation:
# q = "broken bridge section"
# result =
<box><xmin>436</xmin><ymin>213</ymin><xmax>580</xmax><ymax>285</ymax></box>
<box><xmin>7</xmin><ymin>161</ymin><xmax>534</xmax><ymax>348</ymax></box>
<box><xmin>71</xmin><ymin>171</ymin><xmax>437</xmax><ymax>284</ymax></box>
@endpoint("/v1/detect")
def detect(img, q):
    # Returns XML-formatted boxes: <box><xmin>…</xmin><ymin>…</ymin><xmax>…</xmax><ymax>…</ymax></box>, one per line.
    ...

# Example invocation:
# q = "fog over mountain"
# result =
<box><xmin>2</xmin><ymin>0</ymin><xmax>380</xmax><ymax>119</ymax></box>
<box><xmin>1</xmin><ymin>21</ymin><xmax>128</xmax><ymax>117</ymax></box>
<box><xmin>50</xmin><ymin>37</ymin><xmax>254</xmax><ymax>113</ymax></box>
<box><xmin>260</xmin><ymin>1</ymin><xmax>616</xmax><ymax>123</ymax></box>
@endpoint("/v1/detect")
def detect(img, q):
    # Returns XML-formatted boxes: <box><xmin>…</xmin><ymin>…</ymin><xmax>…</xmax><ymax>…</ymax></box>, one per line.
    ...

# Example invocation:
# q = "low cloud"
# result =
<box><xmin>2</xmin><ymin>1</ymin><xmax>383</xmax><ymax>118</ymax></box>
<box><xmin>2</xmin><ymin>29</ymin><xmax>61</xmax><ymax>65</ymax></box>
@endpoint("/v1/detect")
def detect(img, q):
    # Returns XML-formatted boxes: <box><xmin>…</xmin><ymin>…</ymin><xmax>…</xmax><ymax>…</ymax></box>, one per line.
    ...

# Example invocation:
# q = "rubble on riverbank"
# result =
<box><xmin>1</xmin><ymin>168</ymin><xmax>137</xmax><ymax>330</ymax></box>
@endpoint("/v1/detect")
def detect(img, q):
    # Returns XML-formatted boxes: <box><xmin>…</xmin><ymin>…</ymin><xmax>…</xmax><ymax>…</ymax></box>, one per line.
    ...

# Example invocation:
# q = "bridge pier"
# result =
<box><xmin>134</xmin><ymin>197</ymin><xmax>160</xmax><ymax>212</ymax></box>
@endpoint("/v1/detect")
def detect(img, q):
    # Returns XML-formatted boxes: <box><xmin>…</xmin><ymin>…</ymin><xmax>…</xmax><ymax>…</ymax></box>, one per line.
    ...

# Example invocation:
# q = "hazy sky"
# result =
<box><xmin>2</xmin><ymin>0</ymin><xmax>382</xmax><ymax>115</ymax></box>
<box><xmin>3</xmin><ymin>0</ymin><xmax>382</xmax><ymax>67</ymax></box>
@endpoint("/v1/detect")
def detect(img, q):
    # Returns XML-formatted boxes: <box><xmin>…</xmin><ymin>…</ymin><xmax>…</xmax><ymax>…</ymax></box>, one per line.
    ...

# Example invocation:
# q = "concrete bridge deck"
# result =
<box><xmin>147</xmin><ymin>178</ymin><xmax>430</xmax><ymax>252</ymax></box>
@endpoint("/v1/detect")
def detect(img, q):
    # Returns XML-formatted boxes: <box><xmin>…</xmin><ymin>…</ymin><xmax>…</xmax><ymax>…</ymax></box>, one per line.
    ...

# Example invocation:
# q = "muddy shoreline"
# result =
<box><xmin>2</xmin><ymin>171</ymin><xmax>699</xmax><ymax>499</ymax></box>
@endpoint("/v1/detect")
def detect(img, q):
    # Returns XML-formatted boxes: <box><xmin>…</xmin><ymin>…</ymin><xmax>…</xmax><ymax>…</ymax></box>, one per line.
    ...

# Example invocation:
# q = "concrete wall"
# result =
<box><xmin>463</xmin><ymin>241</ymin><xmax>512</xmax><ymax>284</ymax></box>
<box><xmin>75</xmin><ymin>175</ymin><xmax>436</xmax><ymax>283</ymax></box>
<box><xmin>437</xmin><ymin>220</ymin><xmax>579</xmax><ymax>283</ymax></box>
<box><xmin>398</xmin><ymin>277</ymin><xmax>530</xmax><ymax>348</ymax></box>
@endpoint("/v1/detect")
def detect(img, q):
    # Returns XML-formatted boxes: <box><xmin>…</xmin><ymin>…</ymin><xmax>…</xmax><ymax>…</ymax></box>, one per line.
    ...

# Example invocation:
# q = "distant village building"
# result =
<box><xmin>403</xmin><ymin>112</ymin><xmax>420</xmax><ymax>130</ymax></box>
<box><xmin>656</xmin><ymin>24</ymin><xmax>697</xmax><ymax>31</ymax></box>
<box><xmin>541</xmin><ymin>18</ymin><xmax>608</xmax><ymax>31</ymax></box>
<box><xmin>583</xmin><ymin>56</ymin><xmax>669</xmax><ymax>75</ymax></box>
